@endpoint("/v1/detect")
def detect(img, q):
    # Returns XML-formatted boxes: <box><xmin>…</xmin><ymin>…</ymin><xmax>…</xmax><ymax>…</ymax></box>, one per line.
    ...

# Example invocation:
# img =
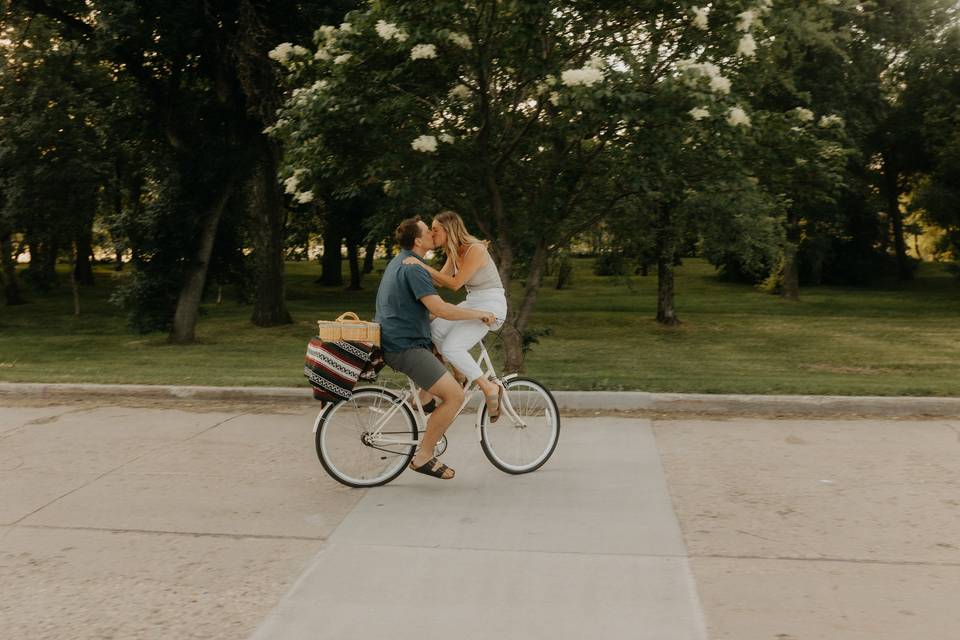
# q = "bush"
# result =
<box><xmin>945</xmin><ymin>262</ymin><xmax>960</xmax><ymax>281</ymax></box>
<box><xmin>593</xmin><ymin>252</ymin><xmax>627</xmax><ymax>276</ymax></box>
<box><xmin>522</xmin><ymin>327</ymin><xmax>553</xmax><ymax>354</ymax></box>
<box><xmin>109</xmin><ymin>266</ymin><xmax>181</xmax><ymax>334</ymax></box>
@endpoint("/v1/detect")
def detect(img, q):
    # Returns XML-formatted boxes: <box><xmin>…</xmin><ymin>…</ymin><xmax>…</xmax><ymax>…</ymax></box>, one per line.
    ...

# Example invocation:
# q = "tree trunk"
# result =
<box><xmin>170</xmin><ymin>181</ymin><xmax>235</xmax><ymax>344</ymax></box>
<box><xmin>363</xmin><ymin>239</ymin><xmax>376</xmax><ymax>274</ymax></box>
<box><xmin>346</xmin><ymin>241</ymin><xmax>361</xmax><ymax>290</ymax></box>
<box><xmin>779</xmin><ymin>212</ymin><xmax>801</xmax><ymax>300</ymax></box>
<box><xmin>28</xmin><ymin>236</ymin><xmax>59</xmax><ymax>291</ymax></box>
<box><xmin>883</xmin><ymin>157</ymin><xmax>911</xmax><ymax>280</ymax></box>
<box><xmin>249</xmin><ymin>144</ymin><xmax>293</xmax><ymax>327</ymax></box>
<box><xmin>781</xmin><ymin>242</ymin><xmax>800</xmax><ymax>301</ymax></box>
<box><xmin>655</xmin><ymin>208</ymin><xmax>680</xmax><ymax>325</ymax></box>
<box><xmin>656</xmin><ymin>256</ymin><xmax>680</xmax><ymax>325</ymax></box>
<box><xmin>320</xmin><ymin>232</ymin><xmax>343</xmax><ymax>286</ymax></box>
<box><xmin>1</xmin><ymin>232</ymin><xmax>25</xmax><ymax>305</ymax></box>
<box><xmin>70</xmin><ymin>246</ymin><xmax>81</xmax><ymax>316</ymax></box>
<box><xmin>73</xmin><ymin>224</ymin><xmax>95</xmax><ymax>286</ymax></box>
<box><xmin>502</xmin><ymin>241</ymin><xmax>549</xmax><ymax>373</ymax></box>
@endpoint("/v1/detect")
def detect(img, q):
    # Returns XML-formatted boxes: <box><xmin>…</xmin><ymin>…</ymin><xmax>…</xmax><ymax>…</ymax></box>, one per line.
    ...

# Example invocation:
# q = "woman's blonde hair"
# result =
<box><xmin>433</xmin><ymin>210</ymin><xmax>484</xmax><ymax>271</ymax></box>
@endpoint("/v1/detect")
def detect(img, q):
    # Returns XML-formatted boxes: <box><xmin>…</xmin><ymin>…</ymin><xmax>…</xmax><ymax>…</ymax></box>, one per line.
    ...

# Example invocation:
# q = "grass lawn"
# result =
<box><xmin>1</xmin><ymin>257</ymin><xmax>958</xmax><ymax>395</ymax></box>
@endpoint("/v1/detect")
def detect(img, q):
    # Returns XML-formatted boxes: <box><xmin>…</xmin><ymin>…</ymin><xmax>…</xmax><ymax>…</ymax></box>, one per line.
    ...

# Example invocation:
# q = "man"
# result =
<box><xmin>375</xmin><ymin>216</ymin><xmax>496</xmax><ymax>480</ymax></box>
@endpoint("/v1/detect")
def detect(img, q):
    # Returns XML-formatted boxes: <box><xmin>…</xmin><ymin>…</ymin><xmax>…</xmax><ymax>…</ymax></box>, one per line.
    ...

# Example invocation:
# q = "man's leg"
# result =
<box><xmin>418</xmin><ymin>318</ymin><xmax>456</xmax><ymax>407</ymax></box>
<box><xmin>411</xmin><ymin>371</ymin><xmax>464</xmax><ymax>474</ymax></box>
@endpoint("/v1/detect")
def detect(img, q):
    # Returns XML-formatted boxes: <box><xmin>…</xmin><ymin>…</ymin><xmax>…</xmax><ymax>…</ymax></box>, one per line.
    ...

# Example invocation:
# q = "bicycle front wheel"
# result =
<box><xmin>480</xmin><ymin>376</ymin><xmax>560</xmax><ymax>474</ymax></box>
<box><xmin>315</xmin><ymin>387</ymin><xmax>418</xmax><ymax>488</ymax></box>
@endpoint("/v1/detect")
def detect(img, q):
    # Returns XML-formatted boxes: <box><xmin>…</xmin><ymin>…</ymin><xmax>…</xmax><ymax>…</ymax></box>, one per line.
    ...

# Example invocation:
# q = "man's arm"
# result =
<box><xmin>420</xmin><ymin>295</ymin><xmax>496</xmax><ymax>325</ymax></box>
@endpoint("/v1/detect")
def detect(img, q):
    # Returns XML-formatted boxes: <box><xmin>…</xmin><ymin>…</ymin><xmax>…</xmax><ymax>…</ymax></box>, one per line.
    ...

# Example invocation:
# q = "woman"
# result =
<box><xmin>404</xmin><ymin>210</ymin><xmax>507</xmax><ymax>419</ymax></box>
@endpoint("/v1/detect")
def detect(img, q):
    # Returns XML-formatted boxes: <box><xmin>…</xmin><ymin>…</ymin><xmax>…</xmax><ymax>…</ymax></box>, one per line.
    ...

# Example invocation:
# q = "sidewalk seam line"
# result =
<box><xmin>9</xmin><ymin>412</ymin><xmax>247</xmax><ymax>526</ymax></box>
<box><xmin>11</xmin><ymin>523</ymin><xmax>326</xmax><ymax>542</ymax></box>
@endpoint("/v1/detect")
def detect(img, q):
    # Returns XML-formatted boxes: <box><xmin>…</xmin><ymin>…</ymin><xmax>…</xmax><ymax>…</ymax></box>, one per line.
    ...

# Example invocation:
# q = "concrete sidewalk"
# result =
<box><xmin>2</xmin><ymin>400</ymin><xmax>959</xmax><ymax>639</ymax></box>
<box><xmin>3</xmin><ymin>381</ymin><xmax>960</xmax><ymax>416</ymax></box>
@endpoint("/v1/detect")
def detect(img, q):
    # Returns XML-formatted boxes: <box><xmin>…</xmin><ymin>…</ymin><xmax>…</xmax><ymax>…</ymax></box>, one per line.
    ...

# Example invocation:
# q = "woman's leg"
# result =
<box><xmin>437</xmin><ymin>319</ymin><xmax>492</xmax><ymax>387</ymax></box>
<box><xmin>440</xmin><ymin>292</ymin><xmax>507</xmax><ymax>396</ymax></box>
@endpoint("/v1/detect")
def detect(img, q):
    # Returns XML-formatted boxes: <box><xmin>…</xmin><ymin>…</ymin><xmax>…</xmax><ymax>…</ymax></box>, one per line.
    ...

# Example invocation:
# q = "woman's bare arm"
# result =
<box><xmin>404</xmin><ymin>245</ymin><xmax>486</xmax><ymax>291</ymax></box>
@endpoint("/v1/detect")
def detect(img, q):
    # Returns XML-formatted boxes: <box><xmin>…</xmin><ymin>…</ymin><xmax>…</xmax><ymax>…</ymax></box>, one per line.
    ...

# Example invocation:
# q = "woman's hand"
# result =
<box><xmin>402</xmin><ymin>256</ymin><xmax>421</xmax><ymax>266</ymax></box>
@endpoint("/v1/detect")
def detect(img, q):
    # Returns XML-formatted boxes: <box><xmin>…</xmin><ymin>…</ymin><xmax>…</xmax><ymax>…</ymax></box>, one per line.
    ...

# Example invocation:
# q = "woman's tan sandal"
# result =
<box><xmin>485</xmin><ymin>384</ymin><xmax>503</xmax><ymax>423</ymax></box>
<box><xmin>409</xmin><ymin>457</ymin><xmax>455</xmax><ymax>479</ymax></box>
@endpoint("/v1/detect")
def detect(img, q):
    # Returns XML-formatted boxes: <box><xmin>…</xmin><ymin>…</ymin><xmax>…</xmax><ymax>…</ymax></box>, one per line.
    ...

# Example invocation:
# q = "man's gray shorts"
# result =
<box><xmin>383</xmin><ymin>347</ymin><xmax>447</xmax><ymax>390</ymax></box>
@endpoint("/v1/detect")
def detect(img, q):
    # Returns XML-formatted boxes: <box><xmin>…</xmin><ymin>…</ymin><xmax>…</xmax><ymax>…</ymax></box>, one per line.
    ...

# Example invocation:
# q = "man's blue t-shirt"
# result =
<box><xmin>375</xmin><ymin>250</ymin><xmax>438</xmax><ymax>353</ymax></box>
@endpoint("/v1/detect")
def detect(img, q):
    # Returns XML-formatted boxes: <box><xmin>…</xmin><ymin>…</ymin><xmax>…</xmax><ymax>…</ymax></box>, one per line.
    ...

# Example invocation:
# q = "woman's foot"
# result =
<box><xmin>482</xmin><ymin>380</ymin><xmax>503</xmax><ymax>422</ymax></box>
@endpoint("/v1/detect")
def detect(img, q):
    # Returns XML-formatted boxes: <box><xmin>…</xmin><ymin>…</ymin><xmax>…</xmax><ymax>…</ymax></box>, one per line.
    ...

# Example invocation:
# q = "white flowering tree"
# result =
<box><xmin>270</xmin><ymin>0</ymin><xmax>785</xmax><ymax>368</ymax></box>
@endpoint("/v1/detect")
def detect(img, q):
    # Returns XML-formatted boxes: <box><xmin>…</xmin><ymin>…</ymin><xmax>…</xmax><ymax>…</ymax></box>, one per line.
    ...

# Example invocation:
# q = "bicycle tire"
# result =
<box><xmin>315</xmin><ymin>386</ymin><xmax>418</xmax><ymax>488</ymax></box>
<box><xmin>479</xmin><ymin>376</ymin><xmax>560</xmax><ymax>474</ymax></box>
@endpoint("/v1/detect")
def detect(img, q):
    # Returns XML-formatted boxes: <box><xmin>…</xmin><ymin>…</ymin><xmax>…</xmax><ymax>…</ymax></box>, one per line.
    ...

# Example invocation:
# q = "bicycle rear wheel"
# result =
<box><xmin>480</xmin><ymin>376</ymin><xmax>560</xmax><ymax>474</ymax></box>
<box><xmin>315</xmin><ymin>387</ymin><xmax>418</xmax><ymax>488</ymax></box>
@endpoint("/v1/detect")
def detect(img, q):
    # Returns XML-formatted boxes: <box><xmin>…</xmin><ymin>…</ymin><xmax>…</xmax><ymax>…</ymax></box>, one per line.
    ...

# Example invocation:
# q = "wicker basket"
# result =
<box><xmin>317</xmin><ymin>312</ymin><xmax>380</xmax><ymax>346</ymax></box>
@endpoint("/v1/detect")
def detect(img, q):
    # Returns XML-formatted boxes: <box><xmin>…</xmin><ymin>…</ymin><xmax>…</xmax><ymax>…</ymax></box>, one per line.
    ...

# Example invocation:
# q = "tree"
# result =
<box><xmin>0</xmin><ymin>10</ymin><xmax>112</xmax><ymax>307</ymax></box>
<box><xmin>899</xmin><ymin>20</ymin><xmax>960</xmax><ymax>261</ymax></box>
<box><xmin>271</xmin><ymin>1</ymin><xmax>766</xmax><ymax>368</ymax></box>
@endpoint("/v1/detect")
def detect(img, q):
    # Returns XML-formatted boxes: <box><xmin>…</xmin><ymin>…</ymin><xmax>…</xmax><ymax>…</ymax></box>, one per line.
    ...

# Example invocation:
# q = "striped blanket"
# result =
<box><xmin>304</xmin><ymin>338</ymin><xmax>383</xmax><ymax>403</ymax></box>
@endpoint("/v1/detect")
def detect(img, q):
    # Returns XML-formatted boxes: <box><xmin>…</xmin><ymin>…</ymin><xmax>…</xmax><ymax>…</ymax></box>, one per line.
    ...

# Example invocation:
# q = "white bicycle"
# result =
<box><xmin>314</xmin><ymin>340</ymin><xmax>560</xmax><ymax>488</ymax></box>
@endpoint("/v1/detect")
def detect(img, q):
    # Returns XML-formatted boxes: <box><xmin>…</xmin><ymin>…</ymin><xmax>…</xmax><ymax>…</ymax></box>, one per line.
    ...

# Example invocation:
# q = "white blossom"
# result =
<box><xmin>268</xmin><ymin>42</ymin><xmax>294</xmax><ymax>62</ymax></box>
<box><xmin>295</xmin><ymin>191</ymin><xmax>314</xmax><ymax>204</ymax></box>
<box><xmin>689</xmin><ymin>106</ymin><xmax>710</xmax><ymax>121</ymax></box>
<box><xmin>692</xmin><ymin>6</ymin><xmax>709</xmax><ymax>30</ymax></box>
<box><xmin>737</xmin><ymin>33</ymin><xmax>757</xmax><ymax>58</ymax></box>
<box><xmin>314</xmin><ymin>47</ymin><xmax>331</xmax><ymax>61</ymax></box>
<box><xmin>439</xmin><ymin>133</ymin><xmax>455</xmax><ymax>144</ymax></box>
<box><xmin>448</xmin><ymin>84</ymin><xmax>471</xmax><ymax>100</ymax></box>
<box><xmin>727</xmin><ymin>106</ymin><xmax>751</xmax><ymax>127</ymax></box>
<box><xmin>819</xmin><ymin>114</ymin><xmax>844</xmax><ymax>128</ymax></box>
<box><xmin>737</xmin><ymin>10</ymin><xmax>756</xmax><ymax>32</ymax></box>
<box><xmin>560</xmin><ymin>66</ymin><xmax>604</xmax><ymax>87</ymax></box>
<box><xmin>315</xmin><ymin>26</ymin><xmax>336</xmax><ymax>42</ymax></box>
<box><xmin>679</xmin><ymin>58</ymin><xmax>731</xmax><ymax>94</ymax></box>
<box><xmin>382</xmin><ymin>180</ymin><xmax>397</xmax><ymax>196</ymax></box>
<box><xmin>586</xmin><ymin>55</ymin><xmax>606</xmax><ymax>70</ymax></box>
<box><xmin>334</xmin><ymin>53</ymin><xmax>352</xmax><ymax>64</ymax></box>
<box><xmin>548</xmin><ymin>91</ymin><xmax>560</xmax><ymax>106</ymax></box>
<box><xmin>291</xmin><ymin>45</ymin><xmax>308</xmax><ymax>57</ymax></box>
<box><xmin>410</xmin><ymin>44</ymin><xmax>437</xmax><ymax>60</ymax></box>
<box><xmin>283</xmin><ymin>169</ymin><xmax>307</xmax><ymax>194</ymax></box>
<box><xmin>411</xmin><ymin>135</ymin><xmax>438</xmax><ymax>153</ymax></box>
<box><xmin>757</xmin><ymin>0</ymin><xmax>773</xmax><ymax>14</ymax></box>
<box><xmin>339</xmin><ymin>23</ymin><xmax>353</xmax><ymax>33</ymax></box>
<box><xmin>709</xmin><ymin>75</ymin><xmax>731</xmax><ymax>94</ymax></box>
<box><xmin>375</xmin><ymin>20</ymin><xmax>408</xmax><ymax>42</ymax></box>
<box><xmin>448</xmin><ymin>32</ymin><xmax>472</xmax><ymax>49</ymax></box>
<box><xmin>794</xmin><ymin>107</ymin><xmax>814</xmax><ymax>122</ymax></box>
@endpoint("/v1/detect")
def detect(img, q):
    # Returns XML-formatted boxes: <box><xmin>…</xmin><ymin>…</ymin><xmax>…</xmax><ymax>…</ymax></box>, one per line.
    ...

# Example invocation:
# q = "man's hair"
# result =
<box><xmin>395</xmin><ymin>215</ymin><xmax>423</xmax><ymax>250</ymax></box>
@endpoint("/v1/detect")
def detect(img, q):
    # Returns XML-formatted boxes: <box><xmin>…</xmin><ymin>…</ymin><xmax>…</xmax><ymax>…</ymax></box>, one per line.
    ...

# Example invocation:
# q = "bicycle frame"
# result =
<box><xmin>314</xmin><ymin>341</ymin><xmax>525</xmax><ymax>451</ymax></box>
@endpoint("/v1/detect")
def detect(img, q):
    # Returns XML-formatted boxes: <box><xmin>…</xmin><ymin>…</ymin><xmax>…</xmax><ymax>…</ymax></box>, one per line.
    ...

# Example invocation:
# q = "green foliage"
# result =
<box><xmin>593</xmin><ymin>252</ymin><xmax>628</xmax><ymax>277</ymax></box>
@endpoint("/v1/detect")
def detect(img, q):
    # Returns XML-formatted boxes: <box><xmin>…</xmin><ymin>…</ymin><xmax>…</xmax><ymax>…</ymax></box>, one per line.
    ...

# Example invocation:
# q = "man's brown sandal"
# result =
<box><xmin>409</xmin><ymin>457</ymin><xmax>455</xmax><ymax>479</ymax></box>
